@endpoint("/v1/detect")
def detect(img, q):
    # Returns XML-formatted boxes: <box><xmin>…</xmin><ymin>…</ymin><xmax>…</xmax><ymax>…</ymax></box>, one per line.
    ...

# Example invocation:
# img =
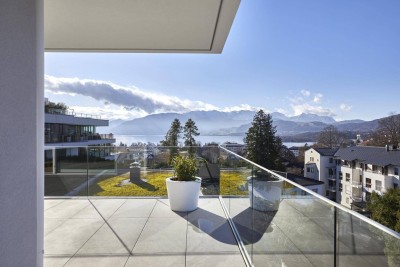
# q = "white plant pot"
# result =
<box><xmin>166</xmin><ymin>177</ymin><xmax>202</xmax><ymax>212</ymax></box>
<box><xmin>247</xmin><ymin>176</ymin><xmax>283</xmax><ymax>211</ymax></box>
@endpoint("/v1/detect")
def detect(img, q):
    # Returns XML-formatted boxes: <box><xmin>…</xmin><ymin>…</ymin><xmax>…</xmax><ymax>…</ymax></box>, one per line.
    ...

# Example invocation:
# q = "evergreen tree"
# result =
<box><xmin>161</xmin><ymin>118</ymin><xmax>182</xmax><ymax>161</ymax></box>
<box><xmin>161</xmin><ymin>118</ymin><xmax>182</xmax><ymax>147</ymax></box>
<box><xmin>184</xmin><ymin>118</ymin><xmax>200</xmax><ymax>155</ymax></box>
<box><xmin>244</xmin><ymin>110</ymin><xmax>284</xmax><ymax>171</ymax></box>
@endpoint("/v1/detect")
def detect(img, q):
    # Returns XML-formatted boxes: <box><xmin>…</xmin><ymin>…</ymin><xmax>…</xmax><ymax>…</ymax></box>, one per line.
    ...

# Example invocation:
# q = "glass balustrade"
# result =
<box><xmin>44</xmin><ymin>145</ymin><xmax>400</xmax><ymax>267</ymax></box>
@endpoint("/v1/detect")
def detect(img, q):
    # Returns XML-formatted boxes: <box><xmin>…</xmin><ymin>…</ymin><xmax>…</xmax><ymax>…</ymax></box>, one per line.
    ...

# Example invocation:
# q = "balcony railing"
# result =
<box><xmin>327</xmin><ymin>186</ymin><xmax>337</xmax><ymax>192</ymax></box>
<box><xmin>327</xmin><ymin>174</ymin><xmax>336</xmax><ymax>181</ymax></box>
<box><xmin>352</xmin><ymin>180</ymin><xmax>362</xmax><ymax>188</ymax></box>
<box><xmin>44</xmin><ymin>145</ymin><xmax>400</xmax><ymax>267</ymax></box>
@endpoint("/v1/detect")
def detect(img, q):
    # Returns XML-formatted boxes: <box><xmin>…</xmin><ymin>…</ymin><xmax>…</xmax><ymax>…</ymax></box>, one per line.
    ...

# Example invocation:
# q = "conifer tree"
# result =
<box><xmin>184</xmin><ymin>118</ymin><xmax>200</xmax><ymax>155</ymax></box>
<box><xmin>161</xmin><ymin>118</ymin><xmax>182</xmax><ymax>161</ymax></box>
<box><xmin>244</xmin><ymin>110</ymin><xmax>284</xmax><ymax>171</ymax></box>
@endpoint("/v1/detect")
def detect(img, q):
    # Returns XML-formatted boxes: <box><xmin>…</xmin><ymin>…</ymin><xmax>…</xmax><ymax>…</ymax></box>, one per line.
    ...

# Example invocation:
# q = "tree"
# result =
<box><xmin>161</xmin><ymin>119</ymin><xmax>182</xmax><ymax>161</ymax></box>
<box><xmin>369</xmin><ymin>114</ymin><xmax>400</xmax><ymax>146</ymax></box>
<box><xmin>367</xmin><ymin>188</ymin><xmax>400</xmax><ymax>267</ymax></box>
<box><xmin>317</xmin><ymin>125</ymin><xmax>346</xmax><ymax>148</ymax></box>
<box><xmin>367</xmin><ymin>188</ymin><xmax>400</xmax><ymax>232</ymax></box>
<box><xmin>244</xmin><ymin>110</ymin><xmax>284</xmax><ymax>171</ymax></box>
<box><xmin>183</xmin><ymin>118</ymin><xmax>200</xmax><ymax>154</ymax></box>
<box><xmin>161</xmin><ymin>118</ymin><xmax>182</xmax><ymax>147</ymax></box>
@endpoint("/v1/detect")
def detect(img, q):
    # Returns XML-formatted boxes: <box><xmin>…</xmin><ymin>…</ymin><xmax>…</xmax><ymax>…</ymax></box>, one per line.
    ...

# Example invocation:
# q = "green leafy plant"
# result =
<box><xmin>172</xmin><ymin>154</ymin><xmax>198</xmax><ymax>181</ymax></box>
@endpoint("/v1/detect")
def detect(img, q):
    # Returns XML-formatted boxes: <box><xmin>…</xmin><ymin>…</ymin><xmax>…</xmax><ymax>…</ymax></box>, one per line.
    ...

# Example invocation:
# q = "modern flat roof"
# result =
<box><xmin>45</xmin><ymin>0</ymin><xmax>241</xmax><ymax>53</ymax></box>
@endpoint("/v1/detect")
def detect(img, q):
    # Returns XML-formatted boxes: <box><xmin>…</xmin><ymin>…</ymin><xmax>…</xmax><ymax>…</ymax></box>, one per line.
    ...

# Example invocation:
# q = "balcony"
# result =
<box><xmin>327</xmin><ymin>186</ymin><xmax>337</xmax><ymax>192</ymax></box>
<box><xmin>352</xmin><ymin>180</ymin><xmax>362</xmax><ymax>188</ymax></box>
<box><xmin>327</xmin><ymin>175</ymin><xmax>337</xmax><ymax>181</ymax></box>
<box><xmin>44</xmin><ymin>146</ymin><xmax>400</xmax><ymax>267</ymax></box>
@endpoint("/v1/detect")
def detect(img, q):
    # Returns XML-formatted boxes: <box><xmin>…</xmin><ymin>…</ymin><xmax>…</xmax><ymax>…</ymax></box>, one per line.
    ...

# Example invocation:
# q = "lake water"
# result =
<box><xmin>114</xmin><ymin>134</ymin><xmax>313</xmax><ymax>148</ymax></box>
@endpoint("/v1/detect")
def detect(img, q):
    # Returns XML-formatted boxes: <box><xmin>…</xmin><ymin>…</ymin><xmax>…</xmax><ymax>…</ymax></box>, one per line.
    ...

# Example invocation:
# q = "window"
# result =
<box><xmin>395</xmin><ymin>168</ymin><xmax>399</xmax><ymax>175</ymax></box>
<box><xmin>375</xmin><ymin>180</ymin><xmax>382</xmax><ymax>192</ymax></box>
<box><xmin>339</xmin><ymin>183</ymin><xmax>342</xmax><ymax>192</ymax></box>
<box><xmin>345</xmin><ymin>185</ymin><xmax>351</xmax><ymax>194</ymax></box>
<box><xmin>310</xmin><ymin>157</ymin><xmax>314</xmax><ymax>162</ymax></box>
<box><xmin>339</xmin><ymin>172</ymin><xmax>343</xmax><ymax>180</ymax></box>
<box><xmin>326</xmin><ymin>190</ymin><xmax>329</xmax><ymax>196</ymax></box>
<box><xmin>346</xmin><ymin>173</ymin><xmax>350</xmax><ymax>182</ymax></box>
<box><xmin>329</xmin><ymin>158</ymin><xmax>333</xmax><ymax>163</ymax></box>
<box><xmin>366</xmin><ymin>178</ymin><xmax>372</xmax><ymax>188</ymax></box>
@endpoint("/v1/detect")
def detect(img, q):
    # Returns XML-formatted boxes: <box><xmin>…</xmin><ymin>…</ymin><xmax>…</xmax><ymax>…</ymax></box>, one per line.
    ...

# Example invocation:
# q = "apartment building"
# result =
<box><xmin>304</xmin><ymin>148</ymin><xmax>339</xmax><ymax>200</ymax></box>
<box><xmin>304</xmin><ymin>146</ymin><xmax>400</xmax><ymax>210</ymax></box>
<box><xmin>335</xmin><ymin>146</ymin><xmax>400</xmax><ymax>210</ymax></box>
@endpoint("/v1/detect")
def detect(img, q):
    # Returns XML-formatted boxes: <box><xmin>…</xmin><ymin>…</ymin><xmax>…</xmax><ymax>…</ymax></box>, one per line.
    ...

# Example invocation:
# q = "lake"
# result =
<box><xmin>114</xmin><ymin>134</ymin><xmax>313</xmax><ymax>148</ymax></box>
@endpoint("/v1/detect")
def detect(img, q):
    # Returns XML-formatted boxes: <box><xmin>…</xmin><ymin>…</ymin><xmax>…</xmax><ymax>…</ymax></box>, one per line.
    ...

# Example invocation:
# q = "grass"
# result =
<box><xmin>88</xmin><ymin>169</ymin><xmax>250</xmax><ymax>197</ymax></box>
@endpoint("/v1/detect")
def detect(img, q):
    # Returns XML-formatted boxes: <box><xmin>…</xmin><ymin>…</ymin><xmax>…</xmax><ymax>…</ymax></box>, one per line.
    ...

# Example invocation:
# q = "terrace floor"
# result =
<box><xmin>44</xmin><ymin>197</ymin><xmax>388</xmax><ymax>267</ymax></box>
<box><xmin>44</xmin><ymin>197</ymin><xmax>246</xmax><ymax>267</ymax></box>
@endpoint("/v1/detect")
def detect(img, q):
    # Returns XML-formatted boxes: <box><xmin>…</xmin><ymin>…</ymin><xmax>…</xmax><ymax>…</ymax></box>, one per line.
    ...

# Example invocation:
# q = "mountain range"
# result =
<box><xmin>98</xmin><ymin>110</ymin><xmax>379</xmax><ymax>138</ymax></box>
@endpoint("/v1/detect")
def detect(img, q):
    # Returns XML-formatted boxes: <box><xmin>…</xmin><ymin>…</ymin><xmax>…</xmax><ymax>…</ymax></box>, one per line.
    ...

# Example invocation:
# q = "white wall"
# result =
<box><xmin>0</xmin><ymin>1</ymin><xmax>44</xmax><ymax>266</ymax></box>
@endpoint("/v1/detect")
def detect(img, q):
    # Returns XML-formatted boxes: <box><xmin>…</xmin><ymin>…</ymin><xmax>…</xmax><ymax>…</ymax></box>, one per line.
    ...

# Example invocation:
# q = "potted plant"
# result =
<box><xmin>166</xmin><ymin>154</ymin><xmax>202</xmax><ymax>212</ymax></box>
<box><xmin>247</xmin><ymin>170</ymin><xmax>283</xmax><ymax>211</ymax></box>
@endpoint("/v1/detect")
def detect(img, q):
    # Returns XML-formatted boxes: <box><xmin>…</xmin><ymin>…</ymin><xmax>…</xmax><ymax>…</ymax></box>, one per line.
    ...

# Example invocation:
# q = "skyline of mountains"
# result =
<box><xmin>98</xmin><ymin>110</ymin><xmax>379</xmax><ymax>138</ymax></box>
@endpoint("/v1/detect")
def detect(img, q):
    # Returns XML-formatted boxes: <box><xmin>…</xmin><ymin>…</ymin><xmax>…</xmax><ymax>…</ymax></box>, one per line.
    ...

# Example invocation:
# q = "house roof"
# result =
<box><xmin>313</xmin><ymin>148</ymin><xmax>339</xmax><ymax>156</ymax></box>
<box><xmin>335</xmin><ymin>146</ymin><xmax>400</xmax><ymax>167</ymax></box>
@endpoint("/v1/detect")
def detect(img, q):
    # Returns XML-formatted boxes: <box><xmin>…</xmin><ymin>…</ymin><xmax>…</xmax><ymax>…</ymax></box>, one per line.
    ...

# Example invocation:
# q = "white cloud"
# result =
<box><xmin>300</xmin><ymin>90</ymin><xmax>311</xmax><ymax>97</ymax></box>
<box><xmin>275</xmin><ymin>108</ymin><xmax>289</xmax><ymax>116</ymax></box>
<box><xmin>45</xmin><ymin>76</ymin><xmax>269</xmax><ymax>119</ymax></box>
<box><xmin>340</xmin><ymin>104</ymin><xmax>352</xmax><ymax>112</ymax></box>
<box><xmin>313</xmin><ymin>93</ymin><xmax>323</xmax><ymax>103</ymax></box>
<box><xmin>45</xmin><ymin>75</ymin><xmax>219</xmax><ymax>115</ymax></box>
<box><xmin>222</xmin><ymin>104</ymin><xmax>262</xmax><ymax>112</ymax></box>
<box><xmin>291</xmin><ymin>103</ymin><xmax>335</xmax><ymax>116</ymax></box>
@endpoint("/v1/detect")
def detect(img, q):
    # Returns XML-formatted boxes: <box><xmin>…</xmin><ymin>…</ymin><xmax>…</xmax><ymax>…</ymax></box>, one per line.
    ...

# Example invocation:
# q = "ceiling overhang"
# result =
<box><xmin>44</xmin><ymin>0</ymin><xmax>240</xmax><ymax>53</ymax></box>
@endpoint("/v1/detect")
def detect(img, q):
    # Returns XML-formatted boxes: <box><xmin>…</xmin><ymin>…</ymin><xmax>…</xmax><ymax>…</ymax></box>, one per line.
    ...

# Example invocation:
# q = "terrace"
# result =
<box><xmin>44</xmin><ymin>146</ymin><xmax>400</xmax><ymax>267</ymax></box>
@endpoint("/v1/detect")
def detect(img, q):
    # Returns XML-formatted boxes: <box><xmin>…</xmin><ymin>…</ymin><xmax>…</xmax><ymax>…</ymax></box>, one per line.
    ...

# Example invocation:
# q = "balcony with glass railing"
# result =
<box><xmin>44</xmin><ymin>145</ymin><xmax>400</xmax><ymax>267</ymax></box>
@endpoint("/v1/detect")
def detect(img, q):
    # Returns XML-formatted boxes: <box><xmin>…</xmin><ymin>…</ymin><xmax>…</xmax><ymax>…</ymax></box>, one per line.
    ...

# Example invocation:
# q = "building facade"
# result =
<box><xmin>304</xmin><ymin>148</ymin><xmax>338</xmax><ymax>201</ymax></box>
<box><xmin>335</xmin><ymin>146</ymin><xmax>400</xmax><ymax>210</ymax></box>
<box><xmin>304</xmin><ymin>146</ymin><xmax>400</xmax><ymax>210</ymax></box>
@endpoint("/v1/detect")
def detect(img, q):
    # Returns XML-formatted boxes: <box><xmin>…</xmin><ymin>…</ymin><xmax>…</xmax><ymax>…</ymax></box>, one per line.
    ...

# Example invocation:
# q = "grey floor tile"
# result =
<box><xmin>150</xmin><ymin>199</ymin><xmax>187</xmax><ymax>218</ymax></box>
<box><xmin>111</xmin><ymin>199</ymin><xmax>156</xmax><ymax>218</ymax></box>
<box><xmin>187</xmin><ymin>211</ymin><xmax>239</xmax><ymax>253</ymax></box>
<box><xmin>44</xmin><ymin>199</ymin><xmax>66</xmax><ymax>210</ymax></box>
<box><xmin>71</xmin><ymin>203</ymin><xmax>103</xmax><ymax>219</ymax></box>
<box><xmin>45</xmin><ymin>218</ymin><xmax>67</xmax><ymax>236</ymax></box>
<box><xmin>252</xmin><ymin>253</ymin><xmax>314</xmax><ymax>267</ymax></box>
<box><xmin>76</xmin><ymin>223</ymin><xmax>130</xmax><ymax>255</ymax></box>
<box><xmin>107</xmin><ymin>217</ymin><xmax>148</xmax><ymax>251</ymax></box>
<box><xmin>44</xmin><ymin>256</ymin><xmax>70</xmax><ymax>267</ymax></box>
<box><xmin>186</xmin><ymin>253</ymin><xmax>245</xmax><ymax>267</ymax></box>
<box><xmin>132</xmin><ymin>217</ymin><xmax>187</xmax><ymax>254</ymax></box>
<box><xmin>45</xmin><ymin>199</ymin><xmax>90</xmax><ymax>219</ymax></box>
<box><xmin>45</xmin><ymin>218</ymin><xmax>104</xmax><ymax>255</ymax></box>
<box><xmin>196</xmin><ymin>198</ymin><xmax>226</xmax><ymax>217</ymax></box>
<box><xmin>63</xmin><ymin>256</ymin><xmax>129</xmax><ymax>267</ymax></box>
<box><xmin>125</xmin><ymin>254</ymin><xmax>185</xmax><ymax>267</ymax></box>
<box><xmin>90</xmin><ymin>198</ymin><xmax>127</xmax><ymax>218</ymax></box>
<box><xmin>272</xmin><ymin>216</ymin><xmax>334</xmax><ymax>253</ymax></box>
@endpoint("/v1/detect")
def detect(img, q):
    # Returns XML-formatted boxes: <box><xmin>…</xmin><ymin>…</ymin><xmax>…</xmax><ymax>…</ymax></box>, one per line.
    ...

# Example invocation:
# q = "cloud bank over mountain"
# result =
<box><xmin>45</xmin><ymin>75</ymin><xmax>261</xmax><ymax>119</ymax></box>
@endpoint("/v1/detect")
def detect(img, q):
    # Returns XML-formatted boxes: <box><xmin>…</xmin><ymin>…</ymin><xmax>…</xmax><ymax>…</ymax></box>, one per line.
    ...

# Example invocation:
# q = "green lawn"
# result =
<box><xmin>88</xmin><ymin>170</ymin><xmax>249</xmax><ymax>197</ymax></box>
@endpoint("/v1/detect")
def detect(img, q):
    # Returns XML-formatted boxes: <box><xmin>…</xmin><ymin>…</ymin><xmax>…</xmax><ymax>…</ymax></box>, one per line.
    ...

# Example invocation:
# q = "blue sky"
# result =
<box><xmin>45</xmin><ymin>0</ymin><xmax>400</xmax><ymax>121</ymax></box>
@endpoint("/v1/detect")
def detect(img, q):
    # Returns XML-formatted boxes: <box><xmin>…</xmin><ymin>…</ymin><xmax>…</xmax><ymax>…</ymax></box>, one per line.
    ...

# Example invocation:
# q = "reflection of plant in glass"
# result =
<box><xmin>172</xmin><ymin>155</ymin><xmax>197</xmax><ymax>181</ymax></box>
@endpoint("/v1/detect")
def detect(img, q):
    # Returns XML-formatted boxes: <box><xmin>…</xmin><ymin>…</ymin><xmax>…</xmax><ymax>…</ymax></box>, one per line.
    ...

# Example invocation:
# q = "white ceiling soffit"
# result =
<box><xmin>44</xmin><ymin>0</ymin><xmax>240</xmax><ymax>53</ymax></box>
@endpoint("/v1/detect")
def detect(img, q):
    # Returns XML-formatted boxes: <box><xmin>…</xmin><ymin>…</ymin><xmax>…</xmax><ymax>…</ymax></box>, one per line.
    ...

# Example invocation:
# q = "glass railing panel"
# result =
<box><xmin>82</xmin><ymin>145</ymin><xmax>222</xmax><ymax>197</ymax></box>
<box><xmin>44</xmin><ymin>147</ymin><xmax>88</xmax><ymax>196</ymax></box>
<box><xmin>337</xmin><ymin>209</ymin><xmax>400</xmax><ymax>267</ymax></box>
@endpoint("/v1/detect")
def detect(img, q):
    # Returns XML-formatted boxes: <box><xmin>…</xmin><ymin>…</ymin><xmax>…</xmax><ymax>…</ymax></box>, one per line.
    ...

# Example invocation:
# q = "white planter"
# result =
<box><xmin>247</xmin><ymin>176</ymin><xmax>283</xmax><ymax>211</ymax></box>
<box><xmin>166</xmin><ymin>177</ymin><xmax>202</xmax><ymax>212</ymax></box>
